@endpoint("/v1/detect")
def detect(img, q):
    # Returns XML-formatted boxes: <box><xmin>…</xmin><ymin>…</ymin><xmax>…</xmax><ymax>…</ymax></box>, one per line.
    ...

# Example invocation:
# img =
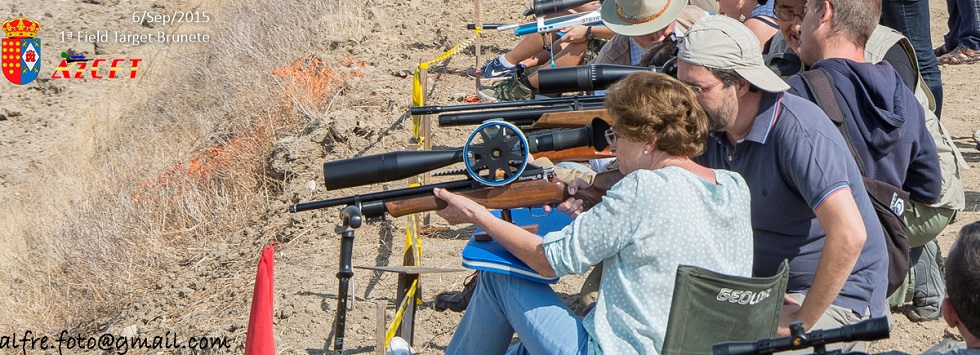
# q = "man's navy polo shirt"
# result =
<box><xmin>695</xmin><ymin>92</ymin><xmax>888</xmax><ymax>317</ymax></box>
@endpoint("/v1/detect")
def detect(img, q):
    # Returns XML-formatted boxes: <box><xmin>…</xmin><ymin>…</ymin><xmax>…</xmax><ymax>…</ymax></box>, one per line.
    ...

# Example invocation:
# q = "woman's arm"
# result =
<box><xmin>433</xmin><ymin>188</ymin><xmax>557</xmax><ymax>277</ymax></box>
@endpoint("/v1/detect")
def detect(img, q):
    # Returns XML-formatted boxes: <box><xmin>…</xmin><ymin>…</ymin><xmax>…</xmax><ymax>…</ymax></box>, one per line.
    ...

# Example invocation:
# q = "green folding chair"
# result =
<box><xmin>662</xmin><ymin>260</ymin><xmax>790</xmax><ymax>355</ymax></box>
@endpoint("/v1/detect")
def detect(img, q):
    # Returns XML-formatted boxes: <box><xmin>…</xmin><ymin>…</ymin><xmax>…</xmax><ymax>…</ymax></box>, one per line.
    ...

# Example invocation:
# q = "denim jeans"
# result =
<box><xmin>943</xmin><ymin>0</ymin><xmax>980</xmax><ymax>50</ymax></box>
<box><xmin>446</xmin><ymin>272</ymin><xmax>590</xmax><ymax>355</ymax></box>
<box><xmin>880</xmin><ymin>0</ymin><xmax>945</xmax><ymax>118</ymax></box>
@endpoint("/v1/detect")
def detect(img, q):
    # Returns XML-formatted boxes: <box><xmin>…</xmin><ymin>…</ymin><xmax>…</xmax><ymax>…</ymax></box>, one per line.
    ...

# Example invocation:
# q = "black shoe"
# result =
<box><xmin>434</xmin><ymin>272</ymin><xmax>477</xmax><ymax>312</ymax></box>
<box><xmin>908</xmin><ymin>302</ymin><xmax>942</xmax><ymax>322</ymax></box>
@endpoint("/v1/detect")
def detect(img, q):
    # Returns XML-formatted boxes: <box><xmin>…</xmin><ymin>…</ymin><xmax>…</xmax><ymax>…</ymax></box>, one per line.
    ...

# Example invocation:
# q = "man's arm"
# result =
<box><xmin>779</xmin><ymin>189</ymin><xmax>867</xmax><ymax>335</ymax></box>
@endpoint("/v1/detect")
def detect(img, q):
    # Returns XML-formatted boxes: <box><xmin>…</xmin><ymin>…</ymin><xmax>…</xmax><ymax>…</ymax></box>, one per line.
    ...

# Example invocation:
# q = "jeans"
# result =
<box><xmin>446</xmin><ymin>272</ymin><xmax>590</xmax><ymax>355</ymax></box>
<box><xmin>880</xmin><ymin>0</ymin><xmax>945</xmax><ymax>118</ymax></box>
<box><xmin>911</xmin><ymin>240</ymin><xmax>946</xmax><ymax>310</ymax></box>
<box><xmin>943</xmin><ymin>0</ymin><xmax>980</xmax><ymax>50</ymax></box>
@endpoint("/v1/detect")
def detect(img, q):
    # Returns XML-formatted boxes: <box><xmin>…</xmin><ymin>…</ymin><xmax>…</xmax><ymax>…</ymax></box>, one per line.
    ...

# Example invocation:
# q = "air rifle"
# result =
<box><xmin>290</xmin><ymin>119</ymin><xmax>611</xmax><ymax>215</ymax></box>
<box><xmin>437</xmin><ymin>99</ymin><xmax>607</xmax><ymax>127</ymax></box>
<box><xmin>411</xmin><ymin>95</ymin><xmax>604</xmax><ymax>115</ymax></box>
<box><xmin>292</xmin><ymin>165</ymin><xmax>601</xmax><ymax>219</ymax></box>
<box><xmin>412</xmin><ymin>64</ymin><xmax>674</xmax><ymax>128</ymax></box>
<box><xmin>498</xmin><ymin>9</ymin><xmax>602</xmax><ymax>36</ymax></box>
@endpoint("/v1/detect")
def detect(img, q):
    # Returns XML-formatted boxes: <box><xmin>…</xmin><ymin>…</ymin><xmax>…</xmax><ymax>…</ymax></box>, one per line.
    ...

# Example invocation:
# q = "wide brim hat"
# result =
<box><xmin>678</xmin><ymin>15</ymin><xmax>790</xmax><ymax>92</ymax></box>
<box><xmin>600</xmin><ymin>0</ymin><xmax>688</xmax><ymax>36</ymax></box>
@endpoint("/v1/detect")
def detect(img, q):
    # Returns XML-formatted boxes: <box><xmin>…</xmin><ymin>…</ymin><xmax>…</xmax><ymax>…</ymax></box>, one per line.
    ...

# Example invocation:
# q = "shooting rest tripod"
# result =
<box><xmin>330</xmin><ymin>205</ymin><xmax>469</xmax><ymax>354</ymax></box>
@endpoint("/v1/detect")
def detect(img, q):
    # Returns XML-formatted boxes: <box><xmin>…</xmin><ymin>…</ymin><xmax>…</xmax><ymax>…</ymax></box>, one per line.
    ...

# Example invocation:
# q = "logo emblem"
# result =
<box><xmin>2</xmin><ymin>13</ymin><xmax>42</xmax><ymax>85</ymax></box>
<box><xmin>890</xmin><ymin>192</ymin><xmax>905</xmax><ymax>217</ymax></box>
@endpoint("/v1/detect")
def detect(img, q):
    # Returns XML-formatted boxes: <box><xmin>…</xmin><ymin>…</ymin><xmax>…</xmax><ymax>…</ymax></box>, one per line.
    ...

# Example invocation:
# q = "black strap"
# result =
<box><xmin>799</xmin><ymin>69</ymin><xmax>868</xmax><ymax>176</ymax></box>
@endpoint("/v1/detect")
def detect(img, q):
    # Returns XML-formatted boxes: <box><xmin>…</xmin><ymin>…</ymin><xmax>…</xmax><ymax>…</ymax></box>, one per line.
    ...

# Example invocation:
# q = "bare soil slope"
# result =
<box><xmin>1</xmin><ymin>0</ymin><xmax>979</xmax><ymax>353</ymax></box>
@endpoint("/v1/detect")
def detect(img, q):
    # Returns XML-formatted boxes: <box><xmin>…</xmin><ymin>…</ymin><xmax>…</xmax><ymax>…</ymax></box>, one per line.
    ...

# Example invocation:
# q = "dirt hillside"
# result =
<box><xmin>1</xmin><ymin>0</ymin><xmax>978</xmax><ymax>353</ymax></box>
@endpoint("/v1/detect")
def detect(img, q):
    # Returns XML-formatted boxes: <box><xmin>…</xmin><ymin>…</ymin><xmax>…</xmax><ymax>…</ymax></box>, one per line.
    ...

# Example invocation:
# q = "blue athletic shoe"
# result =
<box><xmin>467</xmin><ymin>57</ymin><xmax>524</xmax><ymax>80</ymax></box>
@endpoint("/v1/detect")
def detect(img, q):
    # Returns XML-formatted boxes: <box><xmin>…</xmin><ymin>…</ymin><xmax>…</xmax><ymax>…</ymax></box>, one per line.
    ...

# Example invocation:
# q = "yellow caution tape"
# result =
<box><xmin>412</xmin><ymin>28</ymin><xmax>482</xmax><ymax>137</ymax></box>
<box><xmin>384</xmin><ymin>278</ymin><xmax>419</xmax><ymax>348</ymax></box>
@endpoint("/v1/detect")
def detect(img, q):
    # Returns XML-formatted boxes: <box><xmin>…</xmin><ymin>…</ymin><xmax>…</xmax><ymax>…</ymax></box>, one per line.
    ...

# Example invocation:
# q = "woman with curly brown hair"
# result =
<box><xmin>433</xmin><ymin>72</ymin><xmax>754</xmax><ymax>354</ymax></box>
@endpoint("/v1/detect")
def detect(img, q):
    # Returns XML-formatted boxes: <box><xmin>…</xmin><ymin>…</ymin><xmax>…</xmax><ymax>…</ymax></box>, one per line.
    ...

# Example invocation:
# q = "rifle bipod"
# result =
<box><xmin>332</xmin><ymin>205</ymin><xmax>361</xmax><ymax>355</ymax></box>
<box><xmin>328</xmin><ymin>205</ymin><xmax>470</xmax><ymax>354</ymax></box>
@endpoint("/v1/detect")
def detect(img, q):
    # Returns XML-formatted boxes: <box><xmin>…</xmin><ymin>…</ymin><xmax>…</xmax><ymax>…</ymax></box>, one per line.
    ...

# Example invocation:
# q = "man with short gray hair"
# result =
<box><xmin>785</xmin><ymin>0</ymin><xmax>942</xmax><ymax>322</ymax></box>
<box><xmin>678</xmin><ymin>15</ymin><xmax>888</xmax><ymax>352</ymax></box>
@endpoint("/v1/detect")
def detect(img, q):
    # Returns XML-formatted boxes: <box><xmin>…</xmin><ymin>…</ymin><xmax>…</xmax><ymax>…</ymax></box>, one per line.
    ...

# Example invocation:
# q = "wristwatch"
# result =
<box><xmin>586</xmin><ymin>26</ymin><xmax>594</xmax><ymax>41</ymax></box>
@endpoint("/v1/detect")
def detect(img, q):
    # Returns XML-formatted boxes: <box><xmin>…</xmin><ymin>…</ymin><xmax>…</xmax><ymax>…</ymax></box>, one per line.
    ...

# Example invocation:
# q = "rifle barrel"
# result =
<box><xmin>466</xmin><ymin>24</ymin><xmax>503</xmax><ymax>30</ymax></box>
<box><xmin>438</xmin><ymin>102</ymin><xmax>605</xmax><ymax>127</ymax></box>
<box><xmin>411</xmin><ymin>95</ymin><xmax>604</xmax><ymax>115</ymax></box>
<box><xmin>290</xmin><ymin>180</ymin><xmax>475</xmax><ymax>213</ymax></box>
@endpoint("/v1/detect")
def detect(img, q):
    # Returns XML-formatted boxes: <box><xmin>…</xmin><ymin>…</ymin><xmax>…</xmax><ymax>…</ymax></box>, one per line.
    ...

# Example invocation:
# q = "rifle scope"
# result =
<box><xmin>322</xmin><ymin>119</ymin><xmax>609</xmax><ymax>190</ymax></box>
<box><xmin>523</xmin><ymin>0</ymin><xmax>595</xmax><ymax>16</ymax></box>
<box><xmin>712</xmin><ymin>317</ymin><xmax>889</xmax><ymax>355</ymax></box>
<box><xmin>536</xmin><ymin>62</ymin><xmax>677</xmax><ymax>94</ymax></box>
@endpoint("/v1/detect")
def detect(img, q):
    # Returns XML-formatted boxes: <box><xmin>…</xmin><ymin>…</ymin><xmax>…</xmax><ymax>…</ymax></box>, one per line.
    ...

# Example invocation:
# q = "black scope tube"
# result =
<box><xmin>537</xmin><ymin>64</ymin><xmax>656</xmax><ymax>94</ymax></box>
<box><xmin>323</xmin><ymin>149</ymin><xmax>465</xmax><ymax>191</ymax></box>
<box><xmin>523</xmin><ymin>0</ymin><xmax>595</xmax><ymax>16</ymax></box>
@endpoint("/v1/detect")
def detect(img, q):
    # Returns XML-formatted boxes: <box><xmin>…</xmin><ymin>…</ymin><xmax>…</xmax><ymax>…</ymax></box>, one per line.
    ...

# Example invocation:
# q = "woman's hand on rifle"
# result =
<box><xmin>543</xmin><ymin>178</ymin><xmax>590</xmax><ymax>219</ymax></box>
<box><xmin>433</xmin><ymin>188</ymin><xmax>490</xmax><ymax>225</ymax></box>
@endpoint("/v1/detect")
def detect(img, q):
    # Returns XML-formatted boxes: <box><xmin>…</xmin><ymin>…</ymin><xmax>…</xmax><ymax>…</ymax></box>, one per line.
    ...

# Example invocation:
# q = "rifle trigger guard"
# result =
<box><xmin>529</xmin><ymin>207</ymin><xmax>553</xmax><ymax>218</ymax></box>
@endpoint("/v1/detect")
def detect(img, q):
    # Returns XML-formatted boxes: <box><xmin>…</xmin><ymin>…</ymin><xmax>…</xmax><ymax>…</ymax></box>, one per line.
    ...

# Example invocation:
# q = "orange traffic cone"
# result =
<box><xmin>245</xmin><ymin>242</ymin><xmax>278</xmax><ymax>355</ymax></box>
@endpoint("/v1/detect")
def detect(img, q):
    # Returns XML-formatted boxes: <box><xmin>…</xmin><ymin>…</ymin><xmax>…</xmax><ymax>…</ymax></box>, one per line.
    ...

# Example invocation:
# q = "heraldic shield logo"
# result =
<box><xmin>2</xmin><ymin>14</ymin><xmax>41</xmax><ymax>85</ymax></box>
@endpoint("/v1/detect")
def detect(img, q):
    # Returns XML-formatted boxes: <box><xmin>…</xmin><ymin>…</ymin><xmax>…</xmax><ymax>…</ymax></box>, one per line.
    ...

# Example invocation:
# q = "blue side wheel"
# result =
<box><xmin>462</xmin><ymin>121</ymin><xmax>529</xmax><ymax>186</ymax></box>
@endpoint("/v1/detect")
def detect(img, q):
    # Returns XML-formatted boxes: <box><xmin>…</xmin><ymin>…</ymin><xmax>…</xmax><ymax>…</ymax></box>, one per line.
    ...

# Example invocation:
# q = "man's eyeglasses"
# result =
<box><xmin>604</xmin><ymin>129</ymin><xmax>617</xmax><ymax>146</ymax></box>
<box><xmin>774</xmin><ymin>9</ymin><xmax>805</xmax><ymax>22</ymax></box>
<box><xmin>686</xmin><ymin>80</ymin><xmax>724</xmax><ymax>96</ymax></box>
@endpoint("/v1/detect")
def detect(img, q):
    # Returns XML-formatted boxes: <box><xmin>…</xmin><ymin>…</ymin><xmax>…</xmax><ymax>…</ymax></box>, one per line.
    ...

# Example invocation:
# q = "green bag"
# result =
<box><xmin>662</xmin><ymin>260</ymin><xmax>790</xmax><ymax>355</ymax></box>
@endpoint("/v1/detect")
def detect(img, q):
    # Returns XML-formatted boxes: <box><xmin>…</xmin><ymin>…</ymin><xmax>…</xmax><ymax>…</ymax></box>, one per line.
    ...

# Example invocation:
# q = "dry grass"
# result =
<box><xmin>0</xmin><ymin>0</ymin><xmax>366</xmax><ymax>335</ymax></box>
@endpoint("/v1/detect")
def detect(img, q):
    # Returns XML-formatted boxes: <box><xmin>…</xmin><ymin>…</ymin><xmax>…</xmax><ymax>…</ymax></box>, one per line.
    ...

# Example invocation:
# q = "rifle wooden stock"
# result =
<box><xmin>384</xmin><ymin>179</ymin><xmax>569</xmax><ymax>217</ymax></box>
<box><xmin>576</xmin><ymin>170</ymin><xmax>621</xmax><ymax>210</ymax></box>
<box><xmin>383</xmin><ymin>177</ymin><xmax>606</xmax><ymax>218</ymax></box>
<box><xmin>533</xmin><ymin>147</ymin><xmax>615</xmax><ymax>162</ymax></box>
<box><xmin>532</xmin><ymin>108</ymin><xmax>613</xmax><ymax>129</ymax></box>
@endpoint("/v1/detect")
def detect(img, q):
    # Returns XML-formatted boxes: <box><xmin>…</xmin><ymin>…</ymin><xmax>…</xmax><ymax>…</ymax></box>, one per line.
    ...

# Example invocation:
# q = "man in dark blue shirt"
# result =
<box><xmin>785</xmin><ymin>0</ymin><xmax>942</xmax><ymax>323</ymax></box>
<box><xmin>786</xmin><ymin>0</ymin><xmax>940</xmax><ymax>207</ymax></box>
<box><xmin>677</xmin><ymin>16</ymin><xmax>887</xmax><ymax>352</ymax></box>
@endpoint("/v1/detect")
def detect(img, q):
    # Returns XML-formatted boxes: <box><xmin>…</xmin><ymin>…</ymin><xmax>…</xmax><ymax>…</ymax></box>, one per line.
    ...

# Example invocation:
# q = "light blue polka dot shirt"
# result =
<box><xmin>542</xmin><ymin>166</ymin><xmax>754</xmax><ymax>354</ymax></box>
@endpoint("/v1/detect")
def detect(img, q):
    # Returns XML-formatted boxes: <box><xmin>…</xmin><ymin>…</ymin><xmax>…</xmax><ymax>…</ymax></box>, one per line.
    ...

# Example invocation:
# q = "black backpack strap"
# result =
<box><xmin>799</xmin><ymin>69</ymin><xmax>867</xmax><ymax>176</ymax></box>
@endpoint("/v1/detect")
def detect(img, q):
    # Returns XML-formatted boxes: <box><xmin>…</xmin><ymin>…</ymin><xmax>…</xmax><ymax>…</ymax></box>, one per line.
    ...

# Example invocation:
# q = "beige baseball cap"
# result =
<box><xmin>678</xmin><ymin>15</ymin><xmax>790</xmax><ymax>92</ymax></box>
<box><xmin>600</xmin><ymin>0</ymin><xmax>687</xmax><ymax>36</ymax></box>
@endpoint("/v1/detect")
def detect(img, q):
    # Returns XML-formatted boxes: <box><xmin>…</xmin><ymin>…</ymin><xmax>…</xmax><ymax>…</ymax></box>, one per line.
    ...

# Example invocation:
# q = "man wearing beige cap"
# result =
<box><xmin>678</xmin><ymin>15</ymin><xmax>888</xmax><ymax>350</ymax></box>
